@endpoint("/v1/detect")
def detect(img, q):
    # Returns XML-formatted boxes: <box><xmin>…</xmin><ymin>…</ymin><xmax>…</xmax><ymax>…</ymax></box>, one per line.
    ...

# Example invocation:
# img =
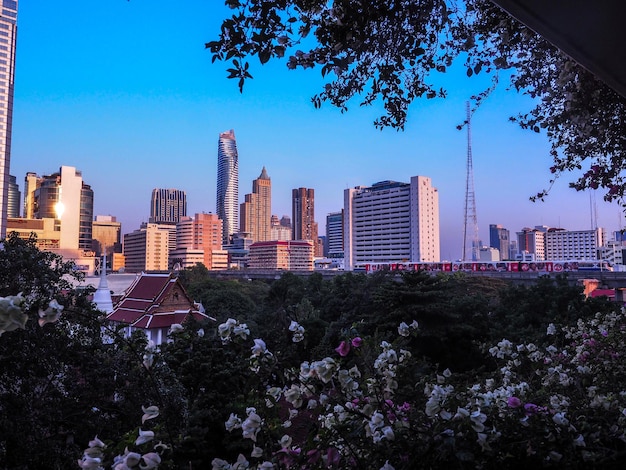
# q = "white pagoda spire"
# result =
<box><xmin>93</xmin><ymin>253</ymin><xmax>114</xmax><ymax>313</ymax></box>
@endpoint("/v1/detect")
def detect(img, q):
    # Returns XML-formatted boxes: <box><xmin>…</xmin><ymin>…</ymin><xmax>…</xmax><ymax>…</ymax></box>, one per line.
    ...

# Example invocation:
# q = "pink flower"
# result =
<box><xmin>335</xmin><ymin>340</ymin><xmax>351</xmax><ymax>357</ymax></box>
<box><xmin>507</xmin><ymin>396</ymin><xmax>522</xmax><ymax>408</ymax></box>
<box><xmin>351</xmin><ymin>337</ymin><xmax>363</xmax><ymax>348</ymax></box>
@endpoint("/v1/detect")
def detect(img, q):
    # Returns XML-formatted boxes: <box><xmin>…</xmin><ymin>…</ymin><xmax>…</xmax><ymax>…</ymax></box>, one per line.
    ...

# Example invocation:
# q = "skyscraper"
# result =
<box><xmin>343</xmin><ymin>177</ymin><xmax>440</xmax><ymax>270</ymax></box>
<box><xmin>240</xmin><ymin>167</ymin><xmax>271</xmax><ymax>242</ymax></box>
<box><xmin>489</xmin><ymin>224</ymin><xmax>510</xmax><ymax>260</ymax></box>
<box><xmin>217</xmin><ymin>129</ymin><xmax>239</xmax><ymax>246</ymax></box>
<box><xmin>149</xmin><ymin>188</ymin><xmax>187</xmax><ymax>224</ymax></box>
<box><xmin>23</xmin><ymin>166</ymin><xmax>94</xmax><ymax>250</ymax></box>
<box><xmin>0</xmin><ymin>0</ymin><xmax>17</xmax><ymax>238</ymax></box>
<box><xmin>292</xmin><ymin>188</ymin><xmax>317</xmax><ymax>240</ymax></box>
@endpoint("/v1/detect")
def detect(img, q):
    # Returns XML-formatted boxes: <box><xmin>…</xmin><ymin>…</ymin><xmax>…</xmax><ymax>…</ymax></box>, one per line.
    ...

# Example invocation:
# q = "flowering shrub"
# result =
<box><xmin>209</xmin><ymin>310</ymin><xmax>626</xmax><ymax>469</ymax></box>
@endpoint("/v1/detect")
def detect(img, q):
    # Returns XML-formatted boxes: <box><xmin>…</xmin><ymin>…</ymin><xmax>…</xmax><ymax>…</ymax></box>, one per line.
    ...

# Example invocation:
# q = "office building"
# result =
<box><xmin>326</xmin><ymin>211</ymin><xmax>344</xmax><ymax>258</ymax></box>
<box><xmin>489</xmin><ymin>224</ymin><xmax>511</xmax><ymax>260</ymax></box>
<box><xmin>248</xmin><ymin>240</ymin><xmax>314</xmax><ymax>270</ymax></box>
<box><xmin>123</xmin><ymin>223</ymin><xmax>171</xmax><ymax>272</ymax></box>
<box><xmin>0</xmin><ymin>0</ymin><xmax>17</xmax><ymax>238</ymax></box>
<box><xmin>149</xmin><ymin>188</ymin><xmax>187</xmax><ymax>224</ymax></box>
<box><xmin>169</xmin><ymin>213</ymin><xmax>227</xmax><ymax>270</ymax></box>
<box><xmin>343</xmin><ymin>177</ymin><xmax>440</xmax><ymax>271</ymax></box>
<box><xmin>23</xmin><ymin>166</ymin><xmax>93</xmax><ymax>250</ymax></box>
<box><xmin>92</xmin><ymin>215</ymin><xmax>122</xmax><ymax>260</ymax></box>
<box><xmin>517</xmin><ymin>227</ymin><xmax>547</xmax><ymax>261</ymax></box>
<box><xmin>217</xmin><ymin>129</ymin><xmax>239</xmax><ymax>246</ymax></box>
<box><xmin>7</xmin><ymin>174</ymin><xmax>18</xmax><ymax>217</ymax></box>
<box><xmin>545</xmin><ymin>227</ymin><xmax>605</xmax><ymax>260</ymax></box>
<box><xmin>240</xmin><ymin>167</ymin><xmax>272</xmax><ymax>242</ymax></box>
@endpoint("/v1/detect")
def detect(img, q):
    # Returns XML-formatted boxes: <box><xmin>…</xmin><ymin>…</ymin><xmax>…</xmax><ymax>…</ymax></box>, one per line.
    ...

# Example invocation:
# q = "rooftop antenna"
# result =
<box><xmin>462</xmin><ymin>102</ymin><xmax>480</xmax><ymax>261</ymax></box>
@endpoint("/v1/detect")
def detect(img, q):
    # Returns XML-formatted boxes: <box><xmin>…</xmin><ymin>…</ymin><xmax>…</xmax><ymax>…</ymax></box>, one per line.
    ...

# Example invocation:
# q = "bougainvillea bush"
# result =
<box><xmin>209</xmin><ymin>311</ymin><xmax>626</xmax><ymax>469</ymax></box>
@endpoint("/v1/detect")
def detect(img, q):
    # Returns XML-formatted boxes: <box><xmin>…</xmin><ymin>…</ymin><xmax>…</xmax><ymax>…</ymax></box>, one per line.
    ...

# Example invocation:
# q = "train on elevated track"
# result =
<box><xmin>359</xmin><ymin>260</ymin><xmax>613</xmax><ymax>274</ymax></box>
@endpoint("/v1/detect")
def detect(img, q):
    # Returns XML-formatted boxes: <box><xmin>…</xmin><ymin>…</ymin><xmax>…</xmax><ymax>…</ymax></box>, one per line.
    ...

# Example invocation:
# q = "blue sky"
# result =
<box><xmin>11</xmin><ymin>0</ymin><xmax>624</xmax><ymax>260</ymax></box>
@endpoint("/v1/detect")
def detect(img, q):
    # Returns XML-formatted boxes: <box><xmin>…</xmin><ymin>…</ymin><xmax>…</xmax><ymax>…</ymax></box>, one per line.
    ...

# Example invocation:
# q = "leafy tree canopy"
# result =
<box><xmin>208</xmin><ymin>0</ymin><xmax>626</xmax><ymax>206</ymax></box>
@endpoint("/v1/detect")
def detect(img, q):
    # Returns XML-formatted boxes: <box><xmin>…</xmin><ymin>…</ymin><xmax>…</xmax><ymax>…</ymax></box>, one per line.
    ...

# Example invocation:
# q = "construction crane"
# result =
<box><xmin>462</xmin><ymin>102</ymin><xmax>480</xmax><ymax>262</ymax></box>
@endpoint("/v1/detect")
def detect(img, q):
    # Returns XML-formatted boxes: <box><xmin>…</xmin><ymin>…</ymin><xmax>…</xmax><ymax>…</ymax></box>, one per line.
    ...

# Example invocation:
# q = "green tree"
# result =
<box><xmin>209</xmin><ymin>0</ymin><xmax>626</xmax><ymax>206</ymax></box>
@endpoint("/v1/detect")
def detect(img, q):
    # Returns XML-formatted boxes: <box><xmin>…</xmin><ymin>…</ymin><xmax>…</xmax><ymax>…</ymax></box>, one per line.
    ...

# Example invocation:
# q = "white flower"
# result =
<box><xmin>251</xmin><ymin>339</ymin><xmax>268</xmax><ymax>357</ymax></box>
<box><xmin>197</xmin><ymin>328</ymin><xmax>205</xmax><ymax>337</ymax></box>
<box><xmin>38</xmin><ymin>299</ymin><xmax>64</xmax><ymax>327</ymax></box>
<box><xmin>139</xmin><ymin>452</ymin><xmax>161</xmax><ymax>469</ymax></box>
<box><xmin>88</xmin><ymin>436</ymin><xmax>106</xmax><ymax>448</ymax></box>
<box><xmin>168</xmin><ymin>323</ymin><xmax>183</xmax><ymax>335</ymax></box>
<box><xmin>288</xmin><ymin>320</ymin><xmax>305</xmax><ymax>342</ymax></box>
<box><xmin>242</xmin><ymin>409</ymin><xmax>262</xmax><ymax>441</ymax></box>
<box><xmin>123</xmin><ymin>451</ymin><xmax>142</xmax><ymax>467</ymax></box>
<box><xmin>380</xmin><ymin>461</ymin><xmax>395</xmax><ymax>470</ymax></box>
<box><xmin>251</xmin><ymin>446</ymin><xmax>263</xmax><ymax>458</ymax></box>
<box><xmin>279</xmin><ymin>434</ymin><xmax>293</xmax><ymax>448</ymax></box>
<box><xmin>0</xmin><ymin>294</ymin><xmax>28</xmax><ymax>335</ymax></box>
<box><xmin>211</xmin><ymin>458</ymin><xmax>232</xmax><ymax>470</ymax></box>
<box><xmin>135</xmin><ymin>429</ymin><xmax>155</xmax><ymax>446</ymax></box>
<box><xmin>225</xmin><ymin>413</ymin><xmax>242</xmax><ymax>432</ymax></box>
<box><xmin>552</xmin><ymin>412</ymin><xmax>569</xmax><ymax>426</ymax></box>
<box><xmin>232</xmin><ymin>454</ymin><xmax>249</xmax><ymax>470</ymax></box>
<box><xmin>258</xmin><ymin>463</ymin><xmax>274</xmax><ymax>470</ymax></box>
<box><xmin>397</xmin><ymin>322</ymin><xmax>410</xmax><ymax>337</ymax></box>
<box><xmin>77</xmin><ymin>456</ymin><xmax>103</xmax><ymax>469</ymax></box>
<box><xmin>141</xmin><ymin>405</ymin><xmax>159</xmax><ymax>424</ymax></box>
<box><xmin>284</xmin><ymin>384</ymin><xmax>303</xmax><ymax>408</ymax></box>
<box><xmin>546</xmin><ymin>323</ymin><xmax>557</xmax><ymax>335</ymax></box>
<box><xmin>233</xmin><ymin>323</ymin><xmax>250</xmax><ymax>340</ymax></box>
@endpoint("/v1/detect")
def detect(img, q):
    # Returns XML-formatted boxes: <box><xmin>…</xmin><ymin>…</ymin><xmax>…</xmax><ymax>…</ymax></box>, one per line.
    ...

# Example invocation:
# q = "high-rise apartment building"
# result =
<box><xmin>217</xmin><ymin>129</ymin><xmax>239</xmax><ymax>246</ymax></box>
<box><xmin>489</xmin><ymin>224</ymin><xmax>510</xmax><ymax>260</ymax></box>
<box><xmin>240</xmin><ymin>167</ymin><xmax>271</xmax><ymax>242</ymax></box>
<box><xmin>292</xmin><ymin>187</ymin><xmax>320</xmax><ymax>256</ymax></box>
<box><xmin>23</xmin><ymin>166</ymin><xmax>94</xmax><ymax>250</ymax></box>
<box><xmin>7</xmin><ymin>174</ymin><xmax>19</xmax><ymax>218</ymax></box>
<box><xmin>149</xmin><ymin>188</ymin><xmax>186</xmax><ymax>224</ymax></box>
<box><xmin>169</xmin><ymin>213</ymin><xmax>227</xmax><ymax>270</ymax></box>
<box><xmin>292</xmin><ymin>187</ymin><xmax>317</xmax><ymax>240</ymax></box>
<box><xmin>343</xmin><ymin>177</ymin><xmax>440</xmax><ymax>270</ymax></box>
<box><xmin>0</xmin><ymin>0</ymin><xmax>17</xmax><ymax>238</ymax></box>
<box><xmin>123</xmin><ymin>223</ymin><xmax>171</xmax><ymax>272</ymax></box>
<box><xmin>326</xmin><ymin>211</ymin><xmax>344</xmax><ymax>258</ymax></box>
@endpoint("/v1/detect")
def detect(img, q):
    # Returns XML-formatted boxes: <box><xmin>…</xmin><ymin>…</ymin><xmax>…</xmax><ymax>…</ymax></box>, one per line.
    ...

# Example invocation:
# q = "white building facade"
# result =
<box><xmin>343</xmin><ymin>176</ymin><xmax>440</xmax><ymax>271</ymax></box>
<box><xmin>545</xmin><ymin>227</ymin><xmax>605</xmax><ymax>260</ymax></box>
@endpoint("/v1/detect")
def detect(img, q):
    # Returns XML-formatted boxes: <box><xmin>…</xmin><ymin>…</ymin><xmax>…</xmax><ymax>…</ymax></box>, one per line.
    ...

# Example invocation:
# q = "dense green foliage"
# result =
<box><xmin>208</xmin><ymin>0</ymin><xmax>626</xmax><ymax>206</ymax></box>
<box><xmin>1</xmin><ymin>244</ymin><xmax>623</xmax><ymax>468</ymax></box>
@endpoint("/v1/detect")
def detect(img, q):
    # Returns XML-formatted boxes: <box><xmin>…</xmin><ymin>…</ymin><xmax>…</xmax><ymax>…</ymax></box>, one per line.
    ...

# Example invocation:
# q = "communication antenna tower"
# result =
<box><xmin>462</xmin><ymin>102</ymin><xmax>480</xmax><ymax>261</ymax></box>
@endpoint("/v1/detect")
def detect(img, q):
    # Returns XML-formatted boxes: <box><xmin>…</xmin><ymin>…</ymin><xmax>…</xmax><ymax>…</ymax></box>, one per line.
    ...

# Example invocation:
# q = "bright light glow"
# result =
<box><xmin>54</xmin><ymin>201</ymin><xmax>65</xmax><ymax>219</ymax></box>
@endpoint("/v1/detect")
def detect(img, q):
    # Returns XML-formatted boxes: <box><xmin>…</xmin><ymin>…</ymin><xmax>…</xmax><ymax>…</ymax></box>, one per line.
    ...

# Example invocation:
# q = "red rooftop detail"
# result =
<box><xmin>106</xmin><ymin>272</ymin><xmax>212</xmax><ymax>344</ymax></box>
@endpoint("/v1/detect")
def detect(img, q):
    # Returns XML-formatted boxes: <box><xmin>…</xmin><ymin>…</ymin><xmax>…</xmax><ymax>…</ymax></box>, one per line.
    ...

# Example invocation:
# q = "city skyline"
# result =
<box><xmin>9</xmin><ymin>1</ymin><xmax>626</xmax><ymax>260</ymax></box>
